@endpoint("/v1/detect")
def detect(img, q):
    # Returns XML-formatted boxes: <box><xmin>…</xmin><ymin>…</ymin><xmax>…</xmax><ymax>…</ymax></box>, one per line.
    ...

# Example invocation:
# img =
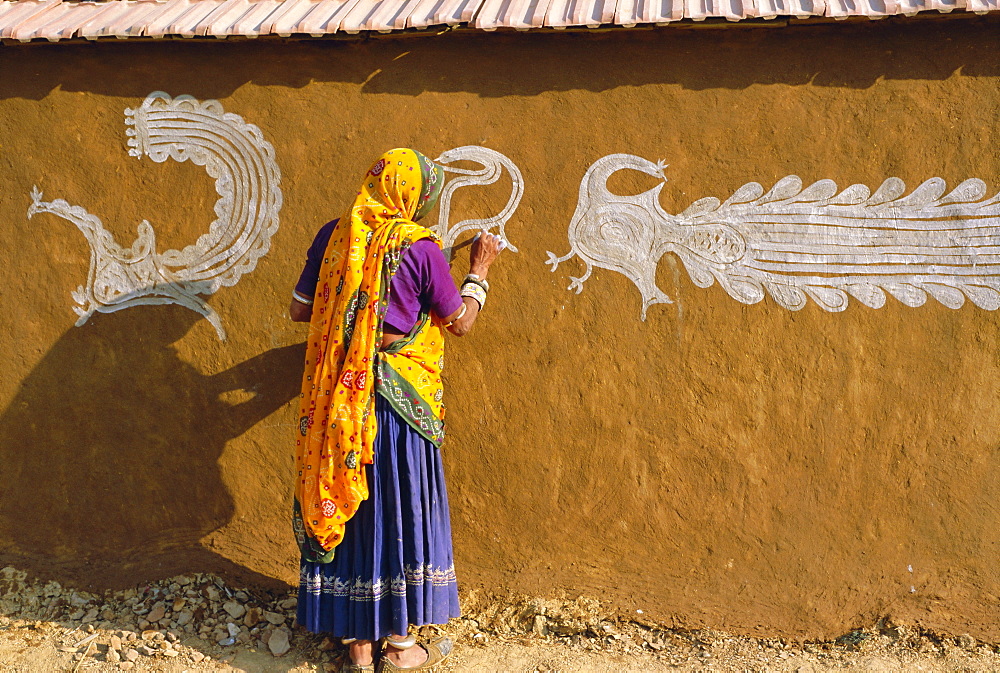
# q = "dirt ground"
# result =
<box><xmin>2</xmin><ymin>565</ymin><xmax>999</xmax><ymax>673</ymax></box>
<box><xmin>7</xmin><ymin>625</ymin><xmax>1000</xmax><ymax>673</ymax></box>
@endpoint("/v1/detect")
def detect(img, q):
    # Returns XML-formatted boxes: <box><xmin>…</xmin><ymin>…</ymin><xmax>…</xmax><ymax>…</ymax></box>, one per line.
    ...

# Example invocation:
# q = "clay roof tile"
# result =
<box><xmin>0</xmin><ymin>0</ymin><xmax>995</xmax><ymax>42</ymax></box>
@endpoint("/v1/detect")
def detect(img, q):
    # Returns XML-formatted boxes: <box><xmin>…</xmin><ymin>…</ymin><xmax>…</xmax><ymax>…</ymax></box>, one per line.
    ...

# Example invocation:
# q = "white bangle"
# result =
<box><xmin>443</xmin><ymin>303</ymin><xmax>467</xmax><ymax>328</ymax></box>
<box><xmin>385</xmin><ymin>635</ymin><xmax>416</xmax><ymax>650</ymax></box>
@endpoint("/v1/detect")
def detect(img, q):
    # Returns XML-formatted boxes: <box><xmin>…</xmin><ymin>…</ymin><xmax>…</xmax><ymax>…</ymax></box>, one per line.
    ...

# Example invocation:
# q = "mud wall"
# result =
<box><xmin>2</xmin><ymin>18</ymin><xmax>1000</xmax><ymax>641</ymax></box>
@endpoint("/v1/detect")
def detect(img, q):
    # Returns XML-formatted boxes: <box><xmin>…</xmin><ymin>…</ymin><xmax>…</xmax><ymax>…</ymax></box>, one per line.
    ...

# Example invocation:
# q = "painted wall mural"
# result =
<box><xmin>26</xmin><ymin>98</ymin><xmax>520</xmax><ymax>340</ymax></box>
<box><xmin>27</xmin><ymin>92</ymin><xmax>283</xmax><ymax>340</ymax></box>
<box><xmin>548</xmin><ymin>154</ymin><xmax>1000</xmax><ymax>319</ymax></box>
<box><xmin>433</xmin><ymin>145</ymin><xmax>523</xmax><ymax>257</ymax></box>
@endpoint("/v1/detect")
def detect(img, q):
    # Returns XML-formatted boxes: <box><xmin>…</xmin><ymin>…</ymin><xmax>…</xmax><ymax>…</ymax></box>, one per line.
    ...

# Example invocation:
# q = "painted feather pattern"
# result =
<box><xmin>548</xmin><ymin>154</ymin><xmax>1000</xmax><ymax>318</ymax></box>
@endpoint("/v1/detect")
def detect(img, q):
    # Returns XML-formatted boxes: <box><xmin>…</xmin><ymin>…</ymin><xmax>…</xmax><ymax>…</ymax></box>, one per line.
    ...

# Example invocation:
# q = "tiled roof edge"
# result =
<box><xmin>0</xmin><ymin>0</ymin><xmax>996</xmax><ymax>44</ymax></box>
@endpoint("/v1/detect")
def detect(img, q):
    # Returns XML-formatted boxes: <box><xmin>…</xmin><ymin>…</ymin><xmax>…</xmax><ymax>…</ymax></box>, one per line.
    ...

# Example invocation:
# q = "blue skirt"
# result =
<box><xmin>297</xmin><ymin>396</ymin><xmax>461</xmax><ymax>640</ymax></box>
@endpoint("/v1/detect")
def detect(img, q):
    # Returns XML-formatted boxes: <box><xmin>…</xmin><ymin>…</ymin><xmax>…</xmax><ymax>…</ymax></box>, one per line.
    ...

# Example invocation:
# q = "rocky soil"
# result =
<box><xmin>2</xmin><ymin>565</ymin><xmax>1000</xmax><ymax>672</ymax></box>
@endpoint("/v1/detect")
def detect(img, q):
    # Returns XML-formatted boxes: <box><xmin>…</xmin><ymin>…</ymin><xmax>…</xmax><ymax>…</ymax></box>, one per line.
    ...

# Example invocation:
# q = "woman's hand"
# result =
<box><xmin>469</xmin><ymin>233</ymin><xmax>504</xmax><ymax>279</ymax></box>
<box><xmin>445</xmin><ymin>232</ymin><xmax>505</xmax><ymax>336</ymax></box>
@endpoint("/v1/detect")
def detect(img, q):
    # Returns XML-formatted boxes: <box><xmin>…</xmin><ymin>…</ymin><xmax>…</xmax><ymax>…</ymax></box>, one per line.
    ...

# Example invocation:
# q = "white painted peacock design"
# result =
<box><xmin>433</xmin><ymin>145</ymin><xmax>523</xmax><ymax>256</ymax></box>
<box><xmin>28</xmin><ymin>92</ymin><xmax>283</xmax><ymax>340</ymax></box>
<box><xmin>548</xmin><ymin>153</ymin><xmax>1000</xmax><ymax>319</ymax></box>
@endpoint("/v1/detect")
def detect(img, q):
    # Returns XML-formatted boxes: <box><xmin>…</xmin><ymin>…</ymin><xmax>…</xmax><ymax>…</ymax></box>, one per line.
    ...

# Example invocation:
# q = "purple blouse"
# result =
<box><xmin>294</xmin><ymin>219</ymin><xmax>463</xmax><ymax>334</ymax></box>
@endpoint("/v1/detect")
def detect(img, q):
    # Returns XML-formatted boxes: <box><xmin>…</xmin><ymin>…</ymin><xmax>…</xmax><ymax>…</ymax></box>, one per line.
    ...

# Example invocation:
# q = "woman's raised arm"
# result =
<box><xmin>444</xmin><ymin>233</ymin><xmax>503</xmax><ymax>337</ymax></box>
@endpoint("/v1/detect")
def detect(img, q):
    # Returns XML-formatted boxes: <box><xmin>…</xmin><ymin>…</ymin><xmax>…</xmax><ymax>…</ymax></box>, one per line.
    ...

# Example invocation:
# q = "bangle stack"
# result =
<box><xmin>465</xmin><ymin>273</ymin><xmax>490</xmax><ymax>292</ymax></box>
<box><xmin>461</xmin><ymin>274</ymin><xmax>489</xmax><ymax>309</ymax></box>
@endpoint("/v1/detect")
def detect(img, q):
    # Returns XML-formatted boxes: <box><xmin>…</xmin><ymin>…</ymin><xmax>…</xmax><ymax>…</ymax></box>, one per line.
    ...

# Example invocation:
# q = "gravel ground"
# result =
<box><xmin>1</xmin><ymin>565</ymin><xmax>998</xmax><ymax>672</ymax></box>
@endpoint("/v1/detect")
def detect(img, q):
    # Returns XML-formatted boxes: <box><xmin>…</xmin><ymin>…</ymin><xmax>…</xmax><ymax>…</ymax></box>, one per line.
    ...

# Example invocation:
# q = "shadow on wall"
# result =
<box><xmin>0</xmin><ymin>18</ymin><xmax>998</xmax><ymax>101</ymax></box>
<box><xmin>0</xmin><ymin>305</ymin><xmax>304</xmax><ymax>592</ymax></box>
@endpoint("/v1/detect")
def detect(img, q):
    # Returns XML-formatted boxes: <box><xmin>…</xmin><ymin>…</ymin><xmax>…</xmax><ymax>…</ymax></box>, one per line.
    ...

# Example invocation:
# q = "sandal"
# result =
<box><xmin>375</xmin><ymin>637</ymin><xmax>453</xmax><ymax>672</ymax></box>
<box><xmin>341</xmin><ymin>664</ymin><xmax>375</xmax><ymax>673</ymax></box>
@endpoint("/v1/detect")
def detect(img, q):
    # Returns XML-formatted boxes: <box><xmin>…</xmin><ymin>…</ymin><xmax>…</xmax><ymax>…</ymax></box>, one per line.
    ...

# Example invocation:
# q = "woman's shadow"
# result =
<box><xmin>0</xmin><ymin>305</ymin><xmax>304</xmax><ymax>592</ymax></box>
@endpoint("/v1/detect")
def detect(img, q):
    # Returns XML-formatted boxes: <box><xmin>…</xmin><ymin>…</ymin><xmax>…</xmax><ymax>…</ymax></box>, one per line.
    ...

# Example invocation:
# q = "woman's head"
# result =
<box><xmin>355</xmin><ymin>149</ymin><xmax>445</xmax><ymax>226</ymax></box>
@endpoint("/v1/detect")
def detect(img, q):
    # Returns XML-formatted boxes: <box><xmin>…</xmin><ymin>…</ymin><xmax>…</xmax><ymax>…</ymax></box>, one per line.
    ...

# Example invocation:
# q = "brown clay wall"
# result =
<box><xmin>2</xmin><ymin>18</ymin><xmax>1000</xmax><ymax>641</ymax></box>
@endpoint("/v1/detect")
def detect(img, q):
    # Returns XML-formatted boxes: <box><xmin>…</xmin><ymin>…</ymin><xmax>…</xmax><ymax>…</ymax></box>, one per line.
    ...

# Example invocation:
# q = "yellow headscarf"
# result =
<box><xmin>294</xmin><ymin>149</ymin><xmax>446</xmax><ymax>560</ymax></box>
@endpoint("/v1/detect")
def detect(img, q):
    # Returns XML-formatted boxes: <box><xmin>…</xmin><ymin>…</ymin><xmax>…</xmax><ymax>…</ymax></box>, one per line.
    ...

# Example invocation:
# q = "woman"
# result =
<box><xmin>289</xmin><ymin>148</ymin><xmax>502</xmax><ymax>672</ymax></box>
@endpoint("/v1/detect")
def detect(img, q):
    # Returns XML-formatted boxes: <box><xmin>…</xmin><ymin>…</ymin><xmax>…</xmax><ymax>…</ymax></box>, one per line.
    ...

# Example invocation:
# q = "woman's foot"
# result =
<box><xmin>348</xmin><ymin>640</ymin><xmax>376</xmax><ymax>667</ymax></box>
<box><xmin>379</xmin><ymin>637</ymin><xmax>453</xmax><ymax>671</ymax></box>
<box><xmin>383</xmin><ymin>643</ymin><xmax>428</xmax><ymax>669</ymax></box>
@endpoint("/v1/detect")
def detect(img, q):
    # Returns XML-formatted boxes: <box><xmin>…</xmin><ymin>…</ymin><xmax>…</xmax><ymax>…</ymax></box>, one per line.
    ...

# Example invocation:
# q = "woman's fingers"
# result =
<box><xmin>469</xmin><ymin>233</ymin><xmax>504</xmax><ymax>277</ymax></box>
<box><xmin>482</xmin><ymin>233</ymin><xmax>503</xmax><ymax>253</ymax></box>
<box><xmin>472</xmin><ymin>233</ymin><xmax>501</xmax><ymax>255</ymax></box>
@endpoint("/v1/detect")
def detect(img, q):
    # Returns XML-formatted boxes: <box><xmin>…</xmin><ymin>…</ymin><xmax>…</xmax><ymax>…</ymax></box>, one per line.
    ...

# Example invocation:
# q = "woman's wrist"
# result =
<box><xmin>469</xmin><ymin>265</ymin><xmax>489</xmax><ymax>279</ymax></box>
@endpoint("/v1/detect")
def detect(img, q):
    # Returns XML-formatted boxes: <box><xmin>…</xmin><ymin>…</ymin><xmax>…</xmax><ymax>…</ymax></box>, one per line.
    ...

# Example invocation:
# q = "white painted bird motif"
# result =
<box><xmin>434</xmin><ymin>145</ymin><xmax>523</xmax><ymax>257</ymax></box>
<box><xmin>549</xmin><ymin>153</ymin><xmax>1000</xmax><ymax>318</ymax></box>
<box><xmin>28</xmin><ymin>92</ymin><xmax>283</xmax><ymax>340</ymax></box>
<box><xmin>547</xmin><ymin>154</ymin><xmax>682</xmax><ymax>318</ymax></box>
